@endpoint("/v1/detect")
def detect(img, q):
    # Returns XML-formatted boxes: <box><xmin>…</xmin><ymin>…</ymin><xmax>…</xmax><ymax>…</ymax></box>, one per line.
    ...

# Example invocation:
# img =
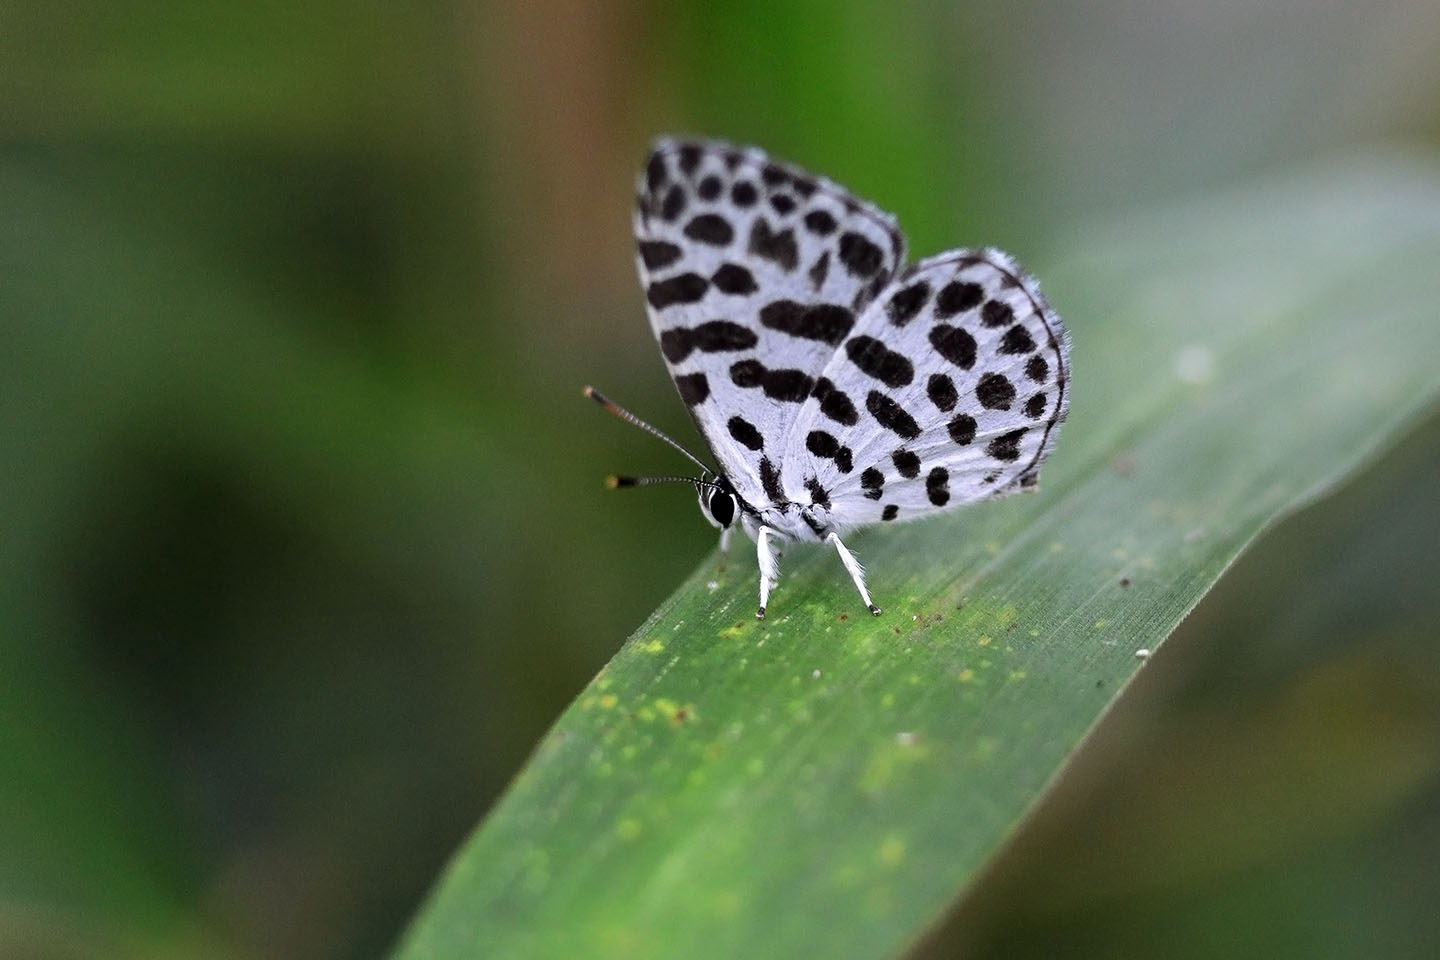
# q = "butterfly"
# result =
<box><xmin>588</xmin><ymin>138</ymin><xmax>1069</xmax><ymax>619</ymax></box>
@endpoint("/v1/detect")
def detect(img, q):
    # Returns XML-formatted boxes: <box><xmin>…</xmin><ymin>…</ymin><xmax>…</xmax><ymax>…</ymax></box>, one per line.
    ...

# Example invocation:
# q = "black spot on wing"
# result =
<box><xmin>806</xmin><ymin>429</ymin><xmax>840</xmax><ymax>457</ymax></box>
<box><xmin>948</xmin><ymin>413</ymin><xmax>977</xmax><ymax>445</ymax></box>
<box><xmin>678</xmin><ymin>143</ymin><xmax>702</xmax><ymax>176</ymax></box>
<box><xmin>712</xmin><ymin>263</ymin><xmax>758</xmax><ymax>294</ymax></box>
<box><xmin>930</xmin><ymin>324</ymin><xmax>977</xmax><ymax>370</ymax></box>
<box><xmin>684</xmin><ymin>214</ymin><xmax>734</xmax><ymax>246</ymax></box>
<box><xmin>891</xmin><ymin>449</ymin><xmax>920</xmax><ymax>479</ymax></box>
<box><xmin>885</xmin><ymin>281</ymin><xmax>930</xmax><ymax>326</ymax></box>
<box><xmin>845</xmin><ymin>336</ymin><xmax>914</xmax><ymax>388</ymax></box>
<box><xmin>660</xmin><ymin>185</ymin><xmax>686</xmax><ymax>222</ymax></box>
<box><xmin>999</xmin><ymin>324</ymin><xmax>1037</xmax><ymax>355</ymax></box>
<box><xmin>976</xmin><ymin>372</ymin><xmax>1016</xmax><ymax>410</ymax></box>
<box><xmin>761</xmin><ymin>369</ymin><xmax>813</xmax><ymax>403</ymax></box>
<box><xmin>838</xmin><ymin>231</ymin><xmax>885</xmax><ymax>277</ymax></box>
<box><xmin>759</xmin><ymin>456</ymin><xmax>785</xmax><ymax>504</ymax></box>
<box><xmin>861</xmin><ymin>467</ymin><xmax>884</xmax><ymax>500</ymax></box>
<box><xmin>759</xmin><ymin>300</ymin><xmax>856</xmax><ymax>345</ymax></box>
<box><xmin>805</xmin><ymin>430</ymin><xmax>854</xmax><ymax>474</ymax></box>
<box><xmin>805</xmin><ymin>476</ymin><xmax>831</xmax><ymax>508</ymax></box>
<box><xmin>729</xmin><ymin>359</ymin><xmax>812</xmax><ymax>403</ymax></box>
<box><xmin>807</xmin><ymin>251</ymin><xmax>830</xmax><ymax>290</ymax></box>
<box><xmin>986</xmin><ymin>428</ymin><xmax>1027</xmax><ymax>462</ymax></box>
<box><xmin>645</xmin><ymin>152</ymin><xmax>668</xmax><ymax>192</ymax></box>
<box><xmin>770</xmin><ymin>193</ymin><xmax>796</xmax><ymax>215</ymax></box>
<box><xmin>935</xmin><ymin>281</ymin><xmax>983</xmax><ymax>317</ymax></box>
<box><xmin>659</xmin><ymin>328</ymin><xmax>691</xmax><ymax>363</ymax></box>
<box><xmin>982</xmin><ymin>299</ymin><xmax>1015</xmax><ymax>328</ymax></box>
<box><xmin>812</xmin><ymin>377</ymin><xmax>859</xmax><ymax>426</ymax></box>
<box><xmin>1024</xmin><ymin>392</ymin><xmax>1047</xmax><ymax>419</ymax></box>
<box><xmin>697</xmin><ymin>175</ymin><xmax>722</xmax><ymax>200</ymax></box>
<box><xmin>638</xmin><ymin>240</ymin><xmax>681</xmax><ymax>269</ymax></box>
<box><xmin>729</xmin><ymin>359</ymin><xmax>764</xmax><ymax>388</ymax></box>
<box><xmin>868</xmin><ymin>391</ymin><xmax>920</xmax><ymax>440</ymax></box>
<box><xmin>693</xmin><ymin>320</ymin><xmax>757</xmax><ymax>353</ymax></box>
<box><xmin>647</xmin><ymin>273</ymin><xmax>708</xmax><ymax>309</ymax></box>
<box><xmin>762</xmin><ymin>164</ymin><xmax>789</xmax><ymax>187</ymax></box>
<box><xmin>731</xmin><ymin>181</ymin><xmax>758</xmax><ymax>207</ymax></box>
<box><xmin>927</xmin><ymin>373</ymin><xmax>957</xmax><ymax>412</ymax></box>
<box><xmin>658</xmin><ymin>321</ymin><xmax>755</xmax><ymax>362</ymax></box>
<box><xmin>727</xmin><ymin>416</ymin><xmax>764</xmax><ymax>450</ymax></box>
<box><xmin>674</xmin><ymin>373</ymin><xmax>709</xmax><ymax>406</ymax></box>
<box><xmin>1026</xmin><ymin>354</ymin><xmax>1049</xmax><ymax>383</ymax></box>
<box><xmin>926</xmin><ymin>467</ymin><xmax>950</xmax><ymax>506</ymax></box>
<box><xmin>749</xmin><ymin>219</ymin><xmax>799</xmax><ymax>272</ymax></box>
<box><xmin>803</xmin><ymin>209</ymin><xmax>837</xmax><ymax>235</ymax></box>
<box><xmin>882</xmin><ymin>504</ymin><xmax>899</xmax><ymax>521</ymax></box>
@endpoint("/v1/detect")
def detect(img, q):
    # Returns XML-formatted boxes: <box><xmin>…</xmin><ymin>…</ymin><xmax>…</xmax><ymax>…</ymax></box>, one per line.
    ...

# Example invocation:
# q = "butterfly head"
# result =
<box><xmin>696</xmin><ymin>473</ymin><xmax>737</xmax><ymax>529</ymax></box>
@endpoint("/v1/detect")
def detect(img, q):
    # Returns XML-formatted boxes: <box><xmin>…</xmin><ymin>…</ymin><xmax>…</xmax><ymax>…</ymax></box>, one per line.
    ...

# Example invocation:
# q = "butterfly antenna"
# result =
<box><xmin>606</xmin><ymin>474</ymin><xmax>724</xmax><ymax>491</ymax></box>
<box><xmin>584</xmin><ymin>386</ymin><xmax>713</xmax><ymax>475</ymax></box>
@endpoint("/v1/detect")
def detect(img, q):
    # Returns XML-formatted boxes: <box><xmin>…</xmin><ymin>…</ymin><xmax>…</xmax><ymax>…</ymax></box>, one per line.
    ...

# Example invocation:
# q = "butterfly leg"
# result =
<box><xmin>827</xmin><ymin>532</ymin><xmax>882</xmax><ymax>616</ymax></box>
<box><xmin>716</xmin><ymin>525</ymin><xmax>733</xmax><ymax>573</ymax></box>
<box><xmin>755</xmin><ymin>525</ymin><xmax>780</xmax><ymax>620</ymax></box>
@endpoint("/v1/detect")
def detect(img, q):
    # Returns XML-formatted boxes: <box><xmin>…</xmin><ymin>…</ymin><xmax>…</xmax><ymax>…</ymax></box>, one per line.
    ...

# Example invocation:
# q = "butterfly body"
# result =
<box><xmin>596</xmin><ymin>138</ymin><xmax>1070</xmax><ymax>618</ymax></box>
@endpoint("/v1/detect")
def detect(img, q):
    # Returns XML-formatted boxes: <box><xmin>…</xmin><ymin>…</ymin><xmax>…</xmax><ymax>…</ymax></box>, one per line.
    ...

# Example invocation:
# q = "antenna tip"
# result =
<box><xmin>606</xmin><ymin>475</ymin><xmax>638</xmax><ymax>488</ymax></box>
<box><xmin>583</xmin><ymin>385</ymin><xmax>595</xmax><ymax>398</ymax></box>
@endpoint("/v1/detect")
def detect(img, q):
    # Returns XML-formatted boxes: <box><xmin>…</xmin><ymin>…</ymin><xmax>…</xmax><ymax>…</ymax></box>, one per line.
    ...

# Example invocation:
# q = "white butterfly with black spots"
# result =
<box><xmin>588</xmin><ymin>137</ymin><xmax>1070</xmax><ymax>619</ymax></box>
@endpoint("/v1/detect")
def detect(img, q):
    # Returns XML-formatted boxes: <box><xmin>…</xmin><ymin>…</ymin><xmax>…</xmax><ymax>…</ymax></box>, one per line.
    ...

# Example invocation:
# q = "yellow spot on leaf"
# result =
<box><xmin>957</xmin><ymin>668</ymin><xmax>975</xmax><ymax>683</ymax></box>
<box><xmin>879</xmin><ymin>835</ymin><xmax>906</xmax><ymax>868</ymax></box>
<box><xmin>710</xmin><ymin>889</ymin><xmax>741</xmax><ymax>919</ymax></box>
<box><xmin>977</xmin><ymin>634</ymin><xmax>993</xmax><ymax>647</ymax></box>
<box><xmin>616</xmin><ymin>819</ymin><xmax>641</xmax><ymax>840</ymax></box>
<box><xmin>599</xmin><ymin>694</ymin><xmax>618</xmax><ymax>710</ymax></box>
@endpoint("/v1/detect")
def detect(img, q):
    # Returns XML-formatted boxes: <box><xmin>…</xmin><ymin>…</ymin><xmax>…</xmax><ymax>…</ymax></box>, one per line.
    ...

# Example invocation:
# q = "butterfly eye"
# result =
<box><xmin>708</xmin><ymin>490</ymin><xmax>736</xmax><ymax>527</ymax></box>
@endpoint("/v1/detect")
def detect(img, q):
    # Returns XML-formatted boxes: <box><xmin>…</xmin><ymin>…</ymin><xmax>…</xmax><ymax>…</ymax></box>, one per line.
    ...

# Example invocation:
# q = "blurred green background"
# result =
<box><xmin>4</xmin><ymin>2</ymin><xmax>1439</xmax><ymax>958</ymax></box>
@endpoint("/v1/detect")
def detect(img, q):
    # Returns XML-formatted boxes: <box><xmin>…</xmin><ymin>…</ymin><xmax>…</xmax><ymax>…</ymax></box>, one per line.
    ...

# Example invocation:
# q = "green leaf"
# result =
<box><xmin>393</xmin><ymin>154</ymin><xmax>1440</xmax><ymax>960</ymax></box>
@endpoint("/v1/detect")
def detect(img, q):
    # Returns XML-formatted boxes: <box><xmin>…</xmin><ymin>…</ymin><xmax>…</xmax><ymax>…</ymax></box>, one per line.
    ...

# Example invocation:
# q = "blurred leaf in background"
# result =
<box><xmin>3</xmin><ymin>0</ymin><xmax>1439</xmax><ymax>958</ymax></box>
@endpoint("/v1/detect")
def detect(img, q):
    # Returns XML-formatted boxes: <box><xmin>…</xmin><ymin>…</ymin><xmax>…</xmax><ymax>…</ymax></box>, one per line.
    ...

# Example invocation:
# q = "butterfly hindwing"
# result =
<box><xmin>634</xmin><ymin>139</ymin><xmax>907</xmax><ymax>506</ymax></box>
<box><xmin>778</xmin><ymin>249</ymin><xmax>1070</xmax><ymax>527</ymax></box>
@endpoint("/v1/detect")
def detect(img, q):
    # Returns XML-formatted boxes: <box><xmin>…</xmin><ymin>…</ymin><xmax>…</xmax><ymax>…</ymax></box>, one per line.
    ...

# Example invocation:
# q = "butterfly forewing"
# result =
<box><xmin>634</xmin><ymin>139</ymin><xmax>907</xmax><ymax>505</ymax></box>
<box><xmin>779</xmin><ymin>249</ymin><xmax>1070</xmax><ymax>528</ymax></box>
